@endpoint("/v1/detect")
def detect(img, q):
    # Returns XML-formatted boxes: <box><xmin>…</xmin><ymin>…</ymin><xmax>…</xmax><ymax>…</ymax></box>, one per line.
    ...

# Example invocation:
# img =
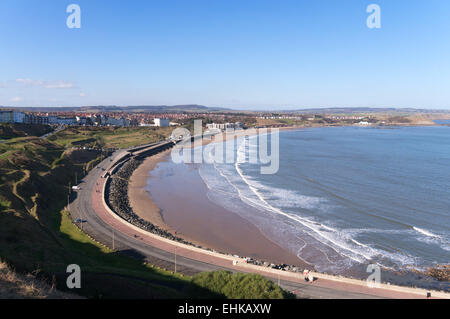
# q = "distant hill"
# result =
<box><xmin>2</xmin><ymin>105</ymin><xmax>449</xmax><ymax>115</ymax></box>
<box><xmin>281</xmin><ymin>107</ymin><xmax>450</xmax><ymax>114</ymax></box>
<box><xmin>0</xmin><ymin>104</ymin><xmax>229</xmax><ymax>113</ymax></box>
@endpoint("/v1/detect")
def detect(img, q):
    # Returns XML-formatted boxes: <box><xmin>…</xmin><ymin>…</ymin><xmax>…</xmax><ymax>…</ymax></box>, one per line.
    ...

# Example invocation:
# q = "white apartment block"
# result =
<box><xmin>206</xmin><ymin>122</ymin><xmax>243</xmax><ymax>130</ymax></box>
<box><xmin>154</xmin><ymin>118</ymin><xmax>170</xmax><ymax>127</ymax></box>
<box><xmin>0</xmin><ymin>111</ymin><xmax>25</xmax><ymax>124</ymax></box>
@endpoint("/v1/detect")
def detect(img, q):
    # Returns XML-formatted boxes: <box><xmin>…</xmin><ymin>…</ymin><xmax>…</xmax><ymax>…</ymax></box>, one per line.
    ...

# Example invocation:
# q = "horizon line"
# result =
<box><xmin>2</xmin><ymin>105</ymin><xmax>450</xmax><ymax>112</ymax></box>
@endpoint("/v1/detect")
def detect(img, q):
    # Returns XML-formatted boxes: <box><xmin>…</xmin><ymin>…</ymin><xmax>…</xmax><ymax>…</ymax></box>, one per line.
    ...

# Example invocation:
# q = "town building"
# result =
<box><xmin>154</xmin><ymin>118</ymin><xmax>170</xmax><ymax>127</ymax></box>
<box><xmin>0</xmin><ymin>110</ymin><xmax>25</xmax><ymax>123</ymax></box>
<box><xmin>24</xmin><ymin>114</ymin><xmax>49</xmax><ymax>125</ymax></box>
<box><xmin>206</xmin><ymin>122</ymin><xmax>243</xmax><ymax>130</ymax></box>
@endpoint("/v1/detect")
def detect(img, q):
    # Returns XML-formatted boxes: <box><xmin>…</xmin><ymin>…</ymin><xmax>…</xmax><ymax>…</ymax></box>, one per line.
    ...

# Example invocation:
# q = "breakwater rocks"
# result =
<box><xmin>104</xmin><ymin>155</ymin><xmax>302</xmax><ymax>274</ymax></box>
<box><xmin>105</xmin><ymin>158</ymin><xmax>194</xmax><ymax>246</ymax></box>
<box><xmin>426</xmin><ymin>265</ymin><xmax>450</xmax><ymax>282</ymax></box>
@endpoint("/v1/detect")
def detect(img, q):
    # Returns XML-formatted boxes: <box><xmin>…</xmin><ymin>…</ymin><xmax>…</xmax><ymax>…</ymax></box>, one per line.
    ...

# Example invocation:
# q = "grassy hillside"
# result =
<box><xmin>0</xmin><ymin>124</ymin><xmax>53</xmax><ymax>140</ymax></box>
<box><xmin>0</xmin><ymin>126</ymin><xmax>196</xmax><ymax>298</ymax></box>
<box><xmin>0</xmin><ymin>125</ymin><xmax>292</xmax><ymax>299</ymax></box>
<box><xmin>48</xmin><ymin>126</ymin><xmax>173</xmax><ymax>149</ymax></box>
<box><xmin>0</xmin><ymin>260</ymin><xmax>80</xmax><ymax>299</ymax></box>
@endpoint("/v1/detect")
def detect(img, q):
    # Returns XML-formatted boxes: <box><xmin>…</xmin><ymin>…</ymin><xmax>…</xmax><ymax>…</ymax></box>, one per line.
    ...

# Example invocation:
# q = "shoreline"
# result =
<box><xmin>128</xmin><ymin>150</ymin><xmax>173</xmax><ymax>233</ymax></box>
<box><xmin>128</xmin><ymin>147</ymin><xmax>308</xmax><ymax>267</ymax></box>
<box><xmin>126</xmin><ymin>126</ymin><xmax>449</xmax><ymax>290</ymax></box>
<box><xmin>127</xmin><ymin>124</ymin><xmax>331</xmax><ymax>262</ymax></box>
<box><xmin>96</xmin><ymin>147</ymin><xmax>448</xmax><ymax>298</ymax></box>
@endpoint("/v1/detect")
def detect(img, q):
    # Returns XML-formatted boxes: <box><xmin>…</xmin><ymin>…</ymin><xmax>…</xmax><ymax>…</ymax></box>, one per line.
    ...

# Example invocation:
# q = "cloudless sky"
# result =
<box><xmin>0</xmin><ymin>0</ymin><xmax>449</xmax><ymax>110</ymax></box>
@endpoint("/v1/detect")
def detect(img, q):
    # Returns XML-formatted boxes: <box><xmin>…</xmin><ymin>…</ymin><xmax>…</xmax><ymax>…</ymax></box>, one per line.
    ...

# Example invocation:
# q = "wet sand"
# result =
<box><xmin>128</xmin><ymin>150</ymin><xmax>173</xmax><ymax>232</ymax></box>
<box><xmin>128</xmin><ymin>149</ymin><xmax>307</xmax><ymax>267</ymax></box>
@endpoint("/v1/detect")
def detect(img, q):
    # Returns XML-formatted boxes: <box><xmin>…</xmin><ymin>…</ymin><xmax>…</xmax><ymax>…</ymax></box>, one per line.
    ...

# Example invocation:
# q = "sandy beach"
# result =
<box><xmin>114</xmin><ymin>127</ymin><xmax>449</xmax><ymax>295</ymax></box>
<box><xmin>128</xmin><ymin>150</ymin><xmax>173</xmax><ymax>232</ymax></box>
<box><xmin>128</xmin><ymin>129</ymin><xmax>309</xmax><ymax>267</ymax></box>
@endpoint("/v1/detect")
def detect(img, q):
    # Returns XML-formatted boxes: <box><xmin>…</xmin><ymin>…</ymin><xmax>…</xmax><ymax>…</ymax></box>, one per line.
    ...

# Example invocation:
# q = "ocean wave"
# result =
<box><xmin>413</xmin><ymin>226</ymin><xmax>441</xmax><ymax>239</ymax></box>
<box><xmin>196</xmin><ymin>135</ymin><xmax>449</xmax><ymax>273</ymax></box>
<box><xmin>412</xmin><ymin>227</ymin><xmax>450</xmax><ymax>252</ymax></box>
<box><xmin>233</xmin><ymin>138</ymin><xmax>375</xmax><ymax>261</ymax></box>
<box><xmin>345</xmin><ymin>227</ymin><xmax>450</xmax><ymax>253</ymax></box>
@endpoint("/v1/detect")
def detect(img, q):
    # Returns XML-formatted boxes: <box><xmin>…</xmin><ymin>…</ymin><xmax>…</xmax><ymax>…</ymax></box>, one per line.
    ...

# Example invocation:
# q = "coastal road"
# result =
<box><xmin>69</xmin><ymin>149</ymin><xmax>436</xmax><ymax>299</ymax></box>
<box><xmin>70</xmin><ymin>150</ymin><xmax>230</xmax><ymax>275</ymax></box>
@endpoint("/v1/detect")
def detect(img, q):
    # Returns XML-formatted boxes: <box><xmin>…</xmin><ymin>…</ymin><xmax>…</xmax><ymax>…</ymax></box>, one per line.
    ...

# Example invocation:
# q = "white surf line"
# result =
<box><xmin>205</xmin><ymin>137</ymin><xmax>364</xmax><ymax>265</ymax></box>
<box><xmin>238</xmin><ymin>138</ymin><xmax>423</xmax><ymax>269</ymax></box>
<box><xmin>413</xmin><ymin>226</ymin><xmax>441</xmax><ymax>239</ymax></box>
<box><xmin>294</xmin><ymin>236</ymin><xmax>318</xmax><ymax>266</ymax></box>
<box><xmin>104</xmin><ymin>146</ymin><xmax>450</xmax><ymax>299</ymax></box>
<box><xmin>231</xmin><ymin>137</ymin><xmax>374</xmax><ymax>264</ymax></box>
<box><xmin>209</xmin><ymin>137</ymin><xmax>419</xmax><ymax>269</ymax></box>
<box><xmin>412</xmin><ymin>226</ymin><xmax>450</xmax><ymax>252</ymax></box>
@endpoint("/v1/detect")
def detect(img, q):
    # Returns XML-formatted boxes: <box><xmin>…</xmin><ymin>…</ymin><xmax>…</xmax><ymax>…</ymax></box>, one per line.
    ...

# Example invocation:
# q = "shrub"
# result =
<box><xmin>191</xmin><ymin>271</ymin><xmax>291</xmax><ymax>299</ymax></box>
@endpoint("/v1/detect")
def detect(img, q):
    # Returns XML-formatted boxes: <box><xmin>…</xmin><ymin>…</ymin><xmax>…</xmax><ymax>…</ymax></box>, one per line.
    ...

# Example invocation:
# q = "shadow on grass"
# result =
<box><xmin>2</xmin><ymin>145</ymin><xmax>288</xmax><ymax>299</ymax></box>
<box><xmin>1</xmin><ymin>152</ymin><xmax>220</xmax><ymax>299</ymax></box>
<box><xmin>43</xmin><ymin>202</ymin><xmax>223</xmax><ymax>299</ymax></box>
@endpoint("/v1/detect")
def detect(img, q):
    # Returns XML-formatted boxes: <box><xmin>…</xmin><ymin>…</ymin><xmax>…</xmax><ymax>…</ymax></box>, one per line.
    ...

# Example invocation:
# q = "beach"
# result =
<box><xmin>127</xmin><ymin>126</ymin><xmax>449</xmax><ymax>291</ymax></box>
<box><xmin>128</xmin><ymin>132</ymin><xmax>308</xmax><ymax>267</ymax></box>
<box><xmin>128</xmin><ymin>150</ymin><xmax>173</xmax><ymax>232</ymax></box>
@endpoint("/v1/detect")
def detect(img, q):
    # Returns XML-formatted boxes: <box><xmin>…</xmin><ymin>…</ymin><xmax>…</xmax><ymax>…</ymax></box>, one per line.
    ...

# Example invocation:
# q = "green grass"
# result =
<box><xmin>0</xmin><ymin>125</ymin><xmax>292</xmax><ymax>299</ymax></box>
<box><xmin>0</xmin><ymin>200</ymin><xmax>10</xmax><ymax>212</ymax></box>
<box><xmin>0</xmin><ymin>128</ymin><xmax>199</xmax><ymax>298</ymax></box>
<box><xmin>49</xmin><ymin>126</ymin><xmax>173</xmax><ymax>149</ymax></box>
<box><xmin>0</xmin><ymin>124</ymin><xmax>53</xmax><ymax>140</ymax></box>
<box><xmin>58</xmin><ymin>209</ymin><xmax>183</xmax><ymax>280</ymax></box>
<box><xmin>55</xmin><ymin>210</ymin><xmax>200</xmax><ymax>298</ymax></box>
<box><xmin>191</xmin><ymin>271</ymin><xmax>294</xmax><ymax>299</ymax></box>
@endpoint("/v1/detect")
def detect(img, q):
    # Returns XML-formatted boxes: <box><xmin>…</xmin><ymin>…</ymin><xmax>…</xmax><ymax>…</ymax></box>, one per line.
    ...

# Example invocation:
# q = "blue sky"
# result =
<box><xmin>0</xmin><ymin>0</ymin><xmax>449</xmax><ymax>110</ymax></box>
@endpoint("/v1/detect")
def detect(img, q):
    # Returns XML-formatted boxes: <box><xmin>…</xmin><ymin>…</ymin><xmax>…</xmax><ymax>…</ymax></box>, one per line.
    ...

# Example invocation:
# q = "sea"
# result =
<box><xmin>147</xmin><ymin>124</ymin><xmax>450</xmax><ymax>288</ymax></box>
<box><xmin>196</xmin><ymin>125</ymin><xmax>450</xmax><ymax>276</ymax></box>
